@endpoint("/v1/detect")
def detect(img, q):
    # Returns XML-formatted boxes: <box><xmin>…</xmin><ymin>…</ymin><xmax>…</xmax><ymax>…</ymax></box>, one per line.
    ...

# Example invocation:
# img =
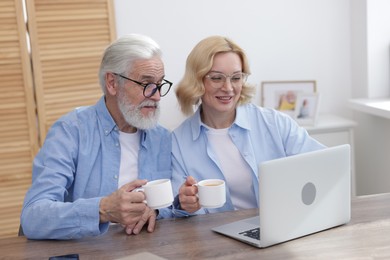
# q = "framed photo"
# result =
<box><xmin>261</xmin><ymin>81</ymin><xmax>317</xmax><ymax>117</ymax></box>
<box><xmin>293</xmin><ymin>93</ymin><xmax>320</xmax><ymax>126</ymax></box>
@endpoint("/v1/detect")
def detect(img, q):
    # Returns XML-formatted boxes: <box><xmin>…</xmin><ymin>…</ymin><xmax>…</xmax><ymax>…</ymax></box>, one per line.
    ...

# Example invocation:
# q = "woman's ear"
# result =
<box><xmin>105</xmin><ymin>72</ymin><xmax>118</xmax><ymax>96</ymax></box>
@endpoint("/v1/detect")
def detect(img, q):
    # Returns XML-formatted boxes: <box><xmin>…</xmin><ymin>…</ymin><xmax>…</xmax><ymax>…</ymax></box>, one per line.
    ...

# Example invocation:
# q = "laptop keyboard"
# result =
<box><xmin>239</xmin><ymin>227</ymin><xmax>260</xmax><ymax>240</ymax></box>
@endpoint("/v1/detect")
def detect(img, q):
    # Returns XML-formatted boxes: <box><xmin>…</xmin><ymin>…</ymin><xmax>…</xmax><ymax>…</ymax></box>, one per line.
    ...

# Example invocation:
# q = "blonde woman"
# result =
<box><xmin>171</xmin><ymin>36</ymin><xmax>325</xmax><ymax>217</ymax></box>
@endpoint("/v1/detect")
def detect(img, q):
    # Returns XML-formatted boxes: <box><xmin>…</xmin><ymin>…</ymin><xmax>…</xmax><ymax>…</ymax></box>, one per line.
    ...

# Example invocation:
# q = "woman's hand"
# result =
<box><xmin>178</xmin><ymin>176</ymin><xmax>200</xmax><ymax>213</ymax></box>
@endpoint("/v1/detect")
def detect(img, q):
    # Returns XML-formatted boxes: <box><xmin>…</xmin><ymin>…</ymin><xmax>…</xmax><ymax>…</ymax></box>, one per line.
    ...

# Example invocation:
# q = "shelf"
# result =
<box><xmin>303</xmin><ymin>114</ymin><xmax>357</xmax><ymax>134</ymax></box>
<box><xmin>349</xmin><ymin>98</ymin><xmax>390</xmax><ymax>119</ymax></box>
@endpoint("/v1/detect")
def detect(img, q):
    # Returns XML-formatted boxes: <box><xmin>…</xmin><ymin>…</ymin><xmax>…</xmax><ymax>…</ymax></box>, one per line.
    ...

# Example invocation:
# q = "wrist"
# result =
<box><xmin>99</xmin><ymin>198</ymin><xmax>111</xmax><ymax>223</ymax></box>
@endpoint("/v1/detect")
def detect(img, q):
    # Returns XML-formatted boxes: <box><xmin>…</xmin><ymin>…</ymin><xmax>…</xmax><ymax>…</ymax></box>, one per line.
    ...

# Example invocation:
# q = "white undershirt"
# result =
<box><xmin>118</xmin><ymin>130</ymin><xmax>140</xmax><ymax>188</ymax></box>
<box><xmin>206</xmin><ymin>127</ymin><xmax>257</xmax><ymax>210</ymax></box>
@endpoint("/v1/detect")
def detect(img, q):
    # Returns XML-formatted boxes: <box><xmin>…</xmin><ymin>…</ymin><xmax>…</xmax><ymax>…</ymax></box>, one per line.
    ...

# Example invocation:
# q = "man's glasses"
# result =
<box><xmin>205</xmin><ymin>72</ymin><xmax>248</xmax><ymax>88</ymax></box>
<box><xmin>113</xmin><ymin>73</ymin><xmax>172</xmax><ymax>98</ymax></box>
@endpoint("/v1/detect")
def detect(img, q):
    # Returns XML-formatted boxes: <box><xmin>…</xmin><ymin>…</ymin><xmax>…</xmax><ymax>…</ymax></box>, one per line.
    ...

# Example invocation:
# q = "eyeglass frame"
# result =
<box><xmin>204</xmin><ymin>72</ymin><xmax>249</xmax><ymax>88</ymax></box>
<box><xmin>112</xmin><ymin>72</ymin><xmax>172</xmax><ymax>98</ymax></box>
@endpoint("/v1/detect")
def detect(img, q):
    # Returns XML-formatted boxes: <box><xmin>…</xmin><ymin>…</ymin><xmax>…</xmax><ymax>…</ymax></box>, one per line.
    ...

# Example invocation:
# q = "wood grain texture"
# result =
<box><xmin>0</xmin><ymin>0</ymin><xmax>116</xmax><ymax>239</ymax></box>
<box><xmin>1</xmin><ymin>194</ymin><xmax>390</xmax><ymax>259</ymax></box>
<box><xmin>0</xmin><ymin>0</ymin><xmax>38</xmax><ymax>239</ymax></box>
<box><xmin>26</xmin><ymin>0</ymin><xmax>116</xmax><ymax>145</ymax></box>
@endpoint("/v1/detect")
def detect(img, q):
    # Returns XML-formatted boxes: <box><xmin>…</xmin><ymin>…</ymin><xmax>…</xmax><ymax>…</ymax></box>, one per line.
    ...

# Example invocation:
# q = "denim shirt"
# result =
<box><xmin>21</xmin><ymin>96</ymin><xmax>172</xmax><ymax>239</ymax></box>
<box><xmin>171</xmin><ymin>103</ymin><xmax>325</xmax><ymax>217</ymax></box>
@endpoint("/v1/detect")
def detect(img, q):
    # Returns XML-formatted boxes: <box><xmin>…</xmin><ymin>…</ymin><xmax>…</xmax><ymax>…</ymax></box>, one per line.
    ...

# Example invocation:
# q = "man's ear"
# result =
<box><xmin>105</xmin><ymin>72</ymin><xmax>118</xmax><ymax>96</ymax></box>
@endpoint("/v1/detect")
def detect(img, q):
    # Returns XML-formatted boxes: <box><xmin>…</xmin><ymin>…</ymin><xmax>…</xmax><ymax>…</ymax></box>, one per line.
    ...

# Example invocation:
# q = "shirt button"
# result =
<box><xmin>115</xmin><ymin>143</ymin><xmax>119</xmax><ymax>147</ymax></box>
<box><xmin>114</xmin><ymin>175</ymin><xmax>118</xmax><ymax>179</ymax></box>
<box><xmin>104</xmin><ymin>130</ymin><xmax>109</xmax><ymax>135</ymax></box>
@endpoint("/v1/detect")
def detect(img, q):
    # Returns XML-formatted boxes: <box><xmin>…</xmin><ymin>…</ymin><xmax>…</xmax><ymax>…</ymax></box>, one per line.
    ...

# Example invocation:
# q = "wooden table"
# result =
<box><xmin>1</xmin><ymin>193</ymin><xmax>390</xmax><ymax>259</ymax></box>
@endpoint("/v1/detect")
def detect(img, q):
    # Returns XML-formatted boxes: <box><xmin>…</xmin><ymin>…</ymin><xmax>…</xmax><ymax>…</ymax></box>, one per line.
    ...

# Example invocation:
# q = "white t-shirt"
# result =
<box><xmin>118</xmin><ymin>130</ymin><xmax>140</xmax><ymax>188</ymax></box>
<box><xmin>206</xmin><ymin>127</ymin><xmax>257</xmax><ymax>210</ymax></box>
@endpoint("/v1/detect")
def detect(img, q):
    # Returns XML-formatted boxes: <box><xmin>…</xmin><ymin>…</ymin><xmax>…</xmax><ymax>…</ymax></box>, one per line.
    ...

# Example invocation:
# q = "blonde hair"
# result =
<box><xmin>175</xmin><ymin>36</ymin><xmax>255</xmax><ymax>115</ymax></box>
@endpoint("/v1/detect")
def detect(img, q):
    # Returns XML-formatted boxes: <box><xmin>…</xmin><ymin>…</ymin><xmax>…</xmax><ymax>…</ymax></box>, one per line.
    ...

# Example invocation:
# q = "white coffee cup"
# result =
<box><xmin>196</xmin><ymin>179</ymin><xmax>226</xmax><ymax>208</ymax></box>
<box><xmin>138</xmin><ymin>179</ymin><xmax>174</xmax><ymax>209</ymax></box>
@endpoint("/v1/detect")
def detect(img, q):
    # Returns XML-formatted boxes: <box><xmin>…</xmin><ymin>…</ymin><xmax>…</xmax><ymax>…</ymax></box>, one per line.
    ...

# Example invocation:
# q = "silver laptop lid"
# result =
<box><xmin>258</xmin><ymin>144</ymin><xmax>351</xmax><ymax>247</ymax></box>
<box><xmin>212</xmin><ymin>144</ymin><xmax>351</xmax><ymax>248</ymax></box>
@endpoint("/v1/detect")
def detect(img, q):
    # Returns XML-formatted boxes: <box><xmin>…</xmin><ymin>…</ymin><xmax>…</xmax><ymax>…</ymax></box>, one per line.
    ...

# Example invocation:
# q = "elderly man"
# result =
<box><xmin>21</xmin><ymin>34</ymin><xmax>173</xmax><ymax>240</ymax></box>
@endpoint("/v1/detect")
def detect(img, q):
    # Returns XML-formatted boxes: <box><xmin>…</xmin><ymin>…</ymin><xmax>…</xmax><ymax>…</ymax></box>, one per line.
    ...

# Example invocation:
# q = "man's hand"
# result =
<box><xmin>178</xmin><ymin>176</ymin><xmax>200</xmax><ymax>213</ymax></box>
<box><xmin>99</xmin><ymin>179</ymin><xmax>147</xmax><ymax>226</ymax></box>
<box><xmin>124</xmin><ymin>207</ymin><xmax>157</xmax><ymax>235</ymax></box>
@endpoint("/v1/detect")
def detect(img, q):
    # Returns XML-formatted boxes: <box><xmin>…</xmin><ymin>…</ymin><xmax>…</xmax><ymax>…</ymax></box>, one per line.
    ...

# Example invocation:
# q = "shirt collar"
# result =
<box><xmin>95</xmin><ymin>96</ymin><xmax>117</xmax><ymax>136</ymax></box>
<box><xmin>190</xmin><ymin>104</ymin><xmax>252</xmax><ymax>140</ymax></box>
<box><xmin>234</xmin><ymin>104</ymin><xmax>251</xmax><ymax>130</ymax></box>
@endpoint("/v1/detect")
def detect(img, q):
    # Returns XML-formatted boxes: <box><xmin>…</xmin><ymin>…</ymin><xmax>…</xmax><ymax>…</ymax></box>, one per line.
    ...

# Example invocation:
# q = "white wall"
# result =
<box><xmin>114</xmin><ymin>0</ymin><xmax>352</xmax><ymax>130</ymax></box>
<box><xmin>350</xmin><ymin>0</ymin><xmax>368</xmax><ymax>98</ymax></box>
<box><xmin>113</xmin><ymin>0</ymin><xmax>390</xmax><ymax>196</ymax></box>
<box><xmin>367</xmin><ymin>0</ymin><xmax>390</xmax><ymax>98</ymax></box>
<box><xmin>351</xmin><ymin>0</ymin><xmax>390</xmax><ymax>195</ymax></box>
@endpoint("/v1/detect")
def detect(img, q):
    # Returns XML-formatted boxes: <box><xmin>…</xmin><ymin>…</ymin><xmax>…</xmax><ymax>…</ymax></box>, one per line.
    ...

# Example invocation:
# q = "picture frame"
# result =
<box><xmin>293</xmin><ymin>93</ymin><xmax>320</xmax><ymax>126</ymax></box>
<box><xmin>261</xmin><ymin>81</ymin><xmax>317</xmax><ymax>117</ymax></box>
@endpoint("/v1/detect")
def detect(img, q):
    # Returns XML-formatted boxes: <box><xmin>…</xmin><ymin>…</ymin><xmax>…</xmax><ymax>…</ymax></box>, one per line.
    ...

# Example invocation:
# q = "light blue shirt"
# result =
<box><xmin>21</xmin><ymin>97</ymin><xmax>172</xmax><ymax>240</ymax></box>
<box><xmin>171</xmin><ymin>103</ymin><xmax>325</xmax><ymax>217</ymax></box>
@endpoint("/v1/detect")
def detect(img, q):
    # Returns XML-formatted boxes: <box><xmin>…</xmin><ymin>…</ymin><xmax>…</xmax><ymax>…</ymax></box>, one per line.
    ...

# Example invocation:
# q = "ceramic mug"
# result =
<box><xmin>196</xmin><ymin>179</ymin><xmax>226</xmax><ymax>208</ymax></box>
<box><xmin>138</xmin><ymin>179</ymin><xmax>174</xmax><ymax>209</ymax></box>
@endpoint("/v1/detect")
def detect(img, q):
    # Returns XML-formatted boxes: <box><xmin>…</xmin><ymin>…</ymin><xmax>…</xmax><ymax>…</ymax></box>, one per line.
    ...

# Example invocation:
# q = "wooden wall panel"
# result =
<box><xmin>0</xmin><ymin>0</ymin><xmax>116</xmax><ymax>238</ymax></box>
<box><xmin>0</xmin><ymin>0</ymin><xmax>39</xmax><ymax>238</ymax></box>
<box><xmin>26</xmin><ymin>0</ymin><xmax>116</xmax><ymax>144</ymax></box>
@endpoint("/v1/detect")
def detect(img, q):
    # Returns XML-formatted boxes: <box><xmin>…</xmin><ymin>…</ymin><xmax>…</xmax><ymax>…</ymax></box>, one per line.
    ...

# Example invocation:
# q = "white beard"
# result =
<box><xmin>117</xmin><ymin>90</ymin><xmax>160</xmax><ymax>130</ymax></box>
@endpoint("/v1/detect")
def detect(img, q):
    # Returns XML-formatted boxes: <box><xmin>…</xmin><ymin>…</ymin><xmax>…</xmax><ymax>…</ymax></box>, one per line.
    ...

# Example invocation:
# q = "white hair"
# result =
<box><xmin>98</xmin><ymin>34</ymin><xmax>162</xmax><ymax>94</ymax></box>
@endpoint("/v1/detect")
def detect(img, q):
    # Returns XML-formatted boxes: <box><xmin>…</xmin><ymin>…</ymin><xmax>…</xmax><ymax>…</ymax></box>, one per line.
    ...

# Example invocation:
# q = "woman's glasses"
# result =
<box><xmin>205</xmin><ymin>72</ymin><xmax>248</xmax><ymax>88</ymax></box>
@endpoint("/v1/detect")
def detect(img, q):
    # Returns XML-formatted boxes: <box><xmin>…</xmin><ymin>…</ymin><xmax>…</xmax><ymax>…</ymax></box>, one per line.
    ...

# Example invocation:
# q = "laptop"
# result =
<box><xmin>212</xmin><ymin>144</ymin><xmax>351</xmax><ymax>248</ymax></box>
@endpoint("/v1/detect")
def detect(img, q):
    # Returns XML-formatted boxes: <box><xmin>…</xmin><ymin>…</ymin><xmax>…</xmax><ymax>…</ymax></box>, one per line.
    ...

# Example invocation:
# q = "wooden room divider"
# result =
<box><xmin>0</xmin><ymin>0</ymin><xmax>116</xmax><ymax>238</ymax></box>
<box><xmin>0</xmin><ymin>0</ymin><xmax>39</xmax><ymax>239</ymax></box>
<box><xmin>26</xmin><ymin>0</ymin><xmax>116</xmax><ymax>144</ymax></box>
